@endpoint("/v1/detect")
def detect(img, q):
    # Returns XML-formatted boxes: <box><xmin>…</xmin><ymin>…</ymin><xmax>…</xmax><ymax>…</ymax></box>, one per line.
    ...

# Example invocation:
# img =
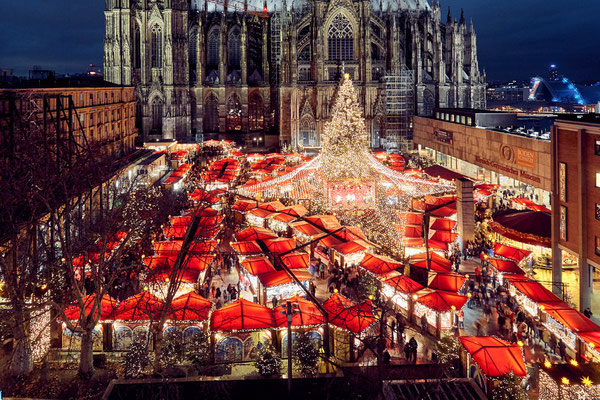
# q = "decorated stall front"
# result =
<box><xmin>413</xmin><ymin>289</ymin><xmax>467</xmax><ymax>337</ymax></box>
<box><xmin>61</xmin><ymin>294</ymin><xmax>117</xmax><ymax>352</ymax></box>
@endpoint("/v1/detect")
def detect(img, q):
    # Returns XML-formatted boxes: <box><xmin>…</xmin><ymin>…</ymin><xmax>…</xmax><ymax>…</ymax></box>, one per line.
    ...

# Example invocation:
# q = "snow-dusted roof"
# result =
<box><xmin>191</xmin><ymin>0</ymin><xmax>430</xmax><ymax>13</ymax></box>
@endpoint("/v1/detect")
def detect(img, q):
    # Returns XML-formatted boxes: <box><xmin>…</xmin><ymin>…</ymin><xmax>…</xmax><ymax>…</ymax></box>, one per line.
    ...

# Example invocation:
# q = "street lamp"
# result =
<box><xmin>280</xmin><ymin>300</ymin><xmax>300</xmax><ymax>395</ymax></box>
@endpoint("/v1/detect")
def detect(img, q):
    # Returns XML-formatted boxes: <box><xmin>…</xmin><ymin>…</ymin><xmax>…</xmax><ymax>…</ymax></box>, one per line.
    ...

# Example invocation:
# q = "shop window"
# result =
<box><xmin>595</xmin><ymin>139</ymin><xmax>600</xmax><ymax>155</ymax></box>
<box><xmin>596</xmin><ymin>236</ymin><xmax>600</xmax><ymax>256</ymax></box>
<box><xmin>596</xmin><ymin>204</ymin><xmax>600</xmax><ymax>221</ymax></box>
<box><xmin>596</xmin><ymin>172</ymin><xmax>600</xmax><ymax>188</ymax></box>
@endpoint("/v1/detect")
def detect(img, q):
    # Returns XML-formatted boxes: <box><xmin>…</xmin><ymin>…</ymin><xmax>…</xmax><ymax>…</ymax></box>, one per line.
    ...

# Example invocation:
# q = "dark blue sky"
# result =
<box><xmin>1</xmin><ymin>0</ymin><xmax>598</xmax><ymax>82</ymax></box>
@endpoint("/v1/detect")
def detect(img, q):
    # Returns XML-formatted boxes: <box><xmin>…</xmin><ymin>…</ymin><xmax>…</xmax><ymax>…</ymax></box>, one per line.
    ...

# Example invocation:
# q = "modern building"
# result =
<box><xmin>413</xmin><ymin>108</ymin><xmax>552</xmax><ymax>202</ymax></box>
<box><xmin>551</xmin><ymin>114</ymin><xmax>600</xmax><ymax>313</ymax></box>
<box><xmin>103</xmin><ymin>0</ymin><xmax>486</xmax><ymax>149</ymax></box>
<box><xmin>0</xmin><ymin>85</ymin><xmax>138</xmax><ymax>158</ymax></box>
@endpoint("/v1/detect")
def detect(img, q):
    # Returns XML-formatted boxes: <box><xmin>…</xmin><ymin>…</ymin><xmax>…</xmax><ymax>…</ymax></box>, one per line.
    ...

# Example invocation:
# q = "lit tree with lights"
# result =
<box><xmin>320</xmin><ymin>74</ymin><xmax>372</xmax><ymax>181</ymax></box>
<box><xmin>254</xmin><ymin>343</ymin><xmax>281</xmax><ymax>377</ymax></box>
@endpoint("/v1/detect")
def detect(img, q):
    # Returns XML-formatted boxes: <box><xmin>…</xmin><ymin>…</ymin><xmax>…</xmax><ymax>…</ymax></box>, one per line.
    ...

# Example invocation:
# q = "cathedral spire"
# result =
<box><xmin>470</xmin><ymin>17</ymin><xmax>475</xmax><ymax>34</ymax></box>
<box><xmin>446</xmin><ymin>7</ymin><xmax>451</xmax><ymax>23</ymax></box>
<box><xmin>459</xmin><ymin>8</ymin><xmax>465</xmax><ymax>25</ymax></box>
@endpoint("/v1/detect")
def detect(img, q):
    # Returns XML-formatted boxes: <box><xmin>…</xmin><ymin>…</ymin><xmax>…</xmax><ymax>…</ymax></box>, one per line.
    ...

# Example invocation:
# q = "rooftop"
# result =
<box><xmin>556</xmin><ymin>113</ymin><xmax>600</xmax><ymax>125</ymax></box>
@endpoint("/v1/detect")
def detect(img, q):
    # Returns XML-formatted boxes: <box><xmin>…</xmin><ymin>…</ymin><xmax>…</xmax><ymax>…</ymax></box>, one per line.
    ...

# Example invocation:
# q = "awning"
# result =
<box><xmin>210</xmin><ymin>299</ymin><xmax>275</xmax><ymax>332</ymax></box>
<box><xmin>153</xmin><ymin>240</ymin><xmax>217</xmax><ymax>257</ymax></box>
<box><xmin>305</xmin><ymin>215</ymin><xmax>342</xmax><ymax>231</ymax></box>
<box><xmin>274</xmin><ymin>295</ymin><xmax>325</xmax><ymax>327</ymax></box>
<box><xmin>247</xmin><ymin>208</ymin><xmax>274</xmax><ymax>219</ymax></box>
<box><xmin>63</xmin><ymin>294</ymin><xmax>117</xmax><ymax>321</ymax></box>
<box><xmin>545</xmin><ymin>308</ymin><xmax>600</xmax><ymax>333</ymax></box>
<box><xmin>332</xmin><ymin>240</ymin><xmax>369</xmax><ymax>255</ymax></box>
<box><xmin>259</xmin><ymin>200</ymin><xmax>286</xmax><ymax>212</ymax></box>
<box><xmin>232</xmin><ymin>199</ymin><xmax>258</xmax><ymax>212</ymax></box>
<box><xmin>165</xmin><ymin>292</ymin><xmax>212</xmax><ymax>322</ymax></box>
<box><xmin>114</xmin><ymin>292</ymin><xmax>164</xmax><ymax>321</ymax></box>
<box><xmin>427</xmin><ymin>272</ymin><xmax>466</xmax><ymax>293</ymax></box>
<box><xmin>430</xmin><ymin>230</ymin><xmax>458</xmax><ymax>243</ymax></box>
<box><xmin>241</xmin><ymin>256</ymin><xmax>276</xmax><ymax>275</ymax></box>
<box><xmin>430</xmin><ymin>218</ymin><xmax>457</xmax><ymax>231</ymax></box>
<box><xmin>415</xmin><ymin>289</ymin><xmax>467</xmax><ymax>313</ymax></box>
<box><xmin>289</xmin><ymin>221</ymin><xmax>326</xmax><ymax>238</ymax></box>
<box><xmin>488</xmin><ymin>258</ymin><xmax>526</xmax><ymax>275</ymax></box>
<box><xmin>281</xmin><ymin>252</ymin><xmax>310</xmax><ymax>269</ymax></box>
<box><xmin>384</xmin><ymin>275</ymin><xmax>424</xmax><ymax>294</ymax></box>
<box><xmin>424</xmin><ymin>165</ymin><xmax>471</xmax><ymax>182</ymax></box>
<box><xmin>360</xmin><ymin>253</ymin><xmax>403</xmax><ymax>275</ymax></box>
<box><xmin>493</xmin><ymin>243</ymin><xmax>532</xmax><ymax>262</ymax></box>
<box><xmin>235</xmin><ymin>226</ymin><xmax>277</xmax><ymax>241</ymax></box>
<box><xmin>491</xmin><ymin>209</ymin><xmax>551</xmax><ymax>248</ymax></box>
<box><xmin>400</xmin><ymin>224</ymin><xmax>423</xmax><ymax>238</ymax></box>
<box><xmin>231</xmin><ymin>240</ymin><xmax>263</xmax><ymax>256</ymax></box>
<box><xmin>264</xmin><ymin>237</ymin><xmax>296</xmax><ymax>254</ymax></box>
<box><xmin>399</xmin><ymin>212</ymin><xmax>424</xmax><ymax>225</ymax></box>
<box><xmin>505</xmin><ymin>275</ymin><xmax>562</xmax><ymax>303</ymax></box>
<box><xmin>323</xmin><ymin>293</ymin><xmax>376</xmax><ymax>334</ymax></box>
<box><xmin>410</xmin><ymin>252</ymin><xmax>452</xmax><ymax>272</ymax></box>
<box><xmin>257</xmin><ymin>268</ymin><xmax>313</xmax><ymax>288</ymax></box>
<box><xmin>458</xmin><ymin>336</ymin><xmax>527</xmax><ymax>378</ymax></box>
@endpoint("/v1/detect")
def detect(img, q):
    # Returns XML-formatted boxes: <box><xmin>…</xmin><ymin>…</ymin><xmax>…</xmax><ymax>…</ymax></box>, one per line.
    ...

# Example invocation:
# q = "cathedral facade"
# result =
<box><xmin>104</xmin><ymin>0</ymin><xmax>486</xmax><ymax>149</ymax></box>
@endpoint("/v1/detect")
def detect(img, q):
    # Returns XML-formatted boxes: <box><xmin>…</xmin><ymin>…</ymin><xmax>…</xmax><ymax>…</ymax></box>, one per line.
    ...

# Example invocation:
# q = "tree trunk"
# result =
<box><xmin>153</xmin><ymin>326</ymin><xmax>163</xmax><ymax>374</ymax></box>
<box><xmin>11</xmin><ymin>304</ymin><xmax>33</xmax><ymax>376</ymax></box>
<box><xmin>78</xmin><ymin>329</ymin><xmax>95</xmax><ymax>379</ymax></box>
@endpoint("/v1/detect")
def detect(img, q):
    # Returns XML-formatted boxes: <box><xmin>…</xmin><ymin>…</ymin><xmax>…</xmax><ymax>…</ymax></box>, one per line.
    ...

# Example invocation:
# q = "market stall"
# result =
<box><xmin>413</xmin><ymin>289</ymin><xmax>467</xmax><ymax>337</ymax></box>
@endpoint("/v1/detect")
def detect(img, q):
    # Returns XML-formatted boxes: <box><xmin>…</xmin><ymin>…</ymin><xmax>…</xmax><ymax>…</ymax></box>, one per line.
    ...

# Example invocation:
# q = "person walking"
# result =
<box><xmin>409</xmin><ymin>337</ymin><xmax>418</xmax><ymax>363</ymax></box>
<box><xmin>271</xmin><ymin>295</ymin><xmax>278</xmax><ymax>309</ymax></box>
<box><xmin>584</xmin><ymin>307</ymin><xmax>593</xmax><ymax>319</ymax></box>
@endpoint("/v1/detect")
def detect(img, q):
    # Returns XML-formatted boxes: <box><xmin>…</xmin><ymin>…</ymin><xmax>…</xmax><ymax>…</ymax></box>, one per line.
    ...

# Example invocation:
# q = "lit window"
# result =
<box><xmin>328</xmin><ymin>13</ymin><xmax>354</xmax><ymax>61</ymax></box>
<box><xmin>207</xmin><ymin>28</ymin><xmax>220</xmax><ymax>67</ymax></box>
<box><xmin>595</xmin><ymin>139</ymin><xmax>600</xmax><ymax>155</ymax></box>
<box><xmin>596</xmin><ymin>173</ymin><xmax>600</xmax><ymax>188</ymax></box>
<box><xmin>461</xmin><ymin>116</ymin><xmax>466</xmax><ymax>124</ymax></box>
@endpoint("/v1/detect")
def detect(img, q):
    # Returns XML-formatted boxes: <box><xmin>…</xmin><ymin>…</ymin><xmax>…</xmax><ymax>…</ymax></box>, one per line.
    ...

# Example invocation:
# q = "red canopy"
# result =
<box><xmin>210</xmin><ymin>299</ymin><xmax>274</xmax><ymax>332</ymax></box>
<box><xmin>400</xmin><ymin>224</ymin><xmax>423</xmax><ymax>238</ymax></box>
<box><xmin>474</xmin><ymin>183</ymin><xmax>500</xmax><ymax>191</ymax></box>
<box><xmin>323</xmin><ymin>293</ymin><xmax>376</xmax><ymax>334</ymax></box>
<box><xmin>264</xmin><ymin>237</ymin><xmax>296</xmax><ymax>254</ymax></box>
<box><xmin>399</xmin><ymin>212</ymin><xmax>424</xmax><ymax>225</ymax></box>
<box><xmin>332</xmin><ymin>240</ymin><xmax>369</xmax><ymax>255</ymax></box>
<box><xmin>424</xmin><ymin>165</ymin><xmax>470</xmax><ymax>182</ymax></box>
<box><xmin>188</xmin><ymin>189</ymin><xmax>222</xmax><ymax>203</ymax></box>
<box><xmin>247</xmin><ymin>208</ymin><xmax>274</xmax><ymax>219</ymax></box>
<box><xmin>268</xmin><ymin>212</ymin><xmax>297</xmax><ymax>223</ymax></box>
<box><xmin>493</xmin><ymin>243</ymin><xmax>532</xmax><ymax>262</ymax></box>
<box><xmin>545</xmin><ymin>308</ymin><xmax>600</xmax><ymax>333</ymax></box>
<box><xmin>153</xmin><ymin>240</ymin><xmax>217</xmax><ymax>257</ymax></box>
<box><xmin>402</xmin><ymin>237</ymin><xmax>425</xmax><ymax>247</ymax></box>
<box><xmin>578</xmin><ymin>331</ymin><xmax>600</xmax><ymax>350</ymax></box>
<box><xmin>114</xmin><ymin>292</ymin><xmax>164</xmax><ymax>321</ymax></box>
<box><xmin>384</xmin><ymin>275</ymin><xmax>424</xmax><ymax>294</ymax></box>
<box><xmin>415</xmin><ymin>290</ymin><xmax>467</xmax><ymax>313</ymax></box>
<box><xmin>231</xmin><ymin>240</ymin><xmax>263</xmax><ymax>255</ymax></box>
<box><xmin>459</xmin><ymin>336</ymin><xmax>527</xmax><ymax>378</ymax></box>
<box><xmin>259</xmin><ymin>200</ymin><xmax>285</xmax><ymax>212</ymax></box>
<box><xmin>305</xmin><ymin>215</ymin><xmax>342</xmax><ymax>231</ymax></box>
<box><xmin>430</xmin><ymin>218</ymin><xmax>457</xmax><ymax>231</ymax></box>
<box><xmin>274</xmin><ymin>296</ymin><xmax>325</xmax><ymax>327</ymax></box>
<box><xmin>290</xmin><ymin>221</ymin><xmax>326</xmax><ymax>238</ymax></box>
<box><xmin>427</xmin><ymin>272</ymin><xmax>466</xmax><ymax>293</ymax></box>
<box><xmin>257</xmin><ymin>268</ymin><xmax>313</xmax><ymax>288</ymax></box>
<box><xmin>281</xmin><ymin>252</ymin><xmax>310</xmax><ymax>269</ymax></box>
<box><xmin>241</xmin><ymin>257</ymin><xmax>276</xmax><ymax>275</ymax></box>
<box><xmin>232</xmin><ymin>199</ymin><xmax>258</xmax><ymax>212</ymax></box>
<box><xmin>505</xmin><ymin>276</ymin><xmax>562</xmax><ymax>303</ymax></box>
<box><xmin>491</xmin><ymin>210</ymin><xmax>551</xmax><ymax>248</ymax></box>
<box><xmin>235</xmin><ymin>226</ymin><xmax>277</xmax><ymax>241</ymax></box>
<box><xmin>410</xmin><ymin>252</ymin><xmax>452</xmax><ymax>272</ymax></box>
<box><xmin>430</xmin><ymin>206</ymin><xmax>457</xmax><ymax>217</ymax></box>
<box><xmin>360</xmin><ymin>253</ymin><xmax>402</xmax><ymax>275</ymax></box>
<box><xmin>165</xmin><ymin>292</ymin><xmax>212</xmax><ymax>322</ymax></box>
<box><xmin>63</xmin><ymin>294</ymin><xmax>117</xmax><ymax>321</ymax></box>
<box><xmin>430</xmin><ymin>230</ymin><xmax>459</xmax><ymax>243</ymax></box>
<box><xmin>488</xmin><ymin>258</ymin><xmax>526</xmax><ymax>275</ymax></box>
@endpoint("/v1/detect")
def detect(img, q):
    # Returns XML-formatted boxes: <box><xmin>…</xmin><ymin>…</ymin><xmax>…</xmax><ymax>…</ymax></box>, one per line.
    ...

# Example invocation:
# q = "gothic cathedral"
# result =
<box><xmin>104</xmin><ymin>0</ymin><xmax>486</xmax><ymax>149</ymax></box>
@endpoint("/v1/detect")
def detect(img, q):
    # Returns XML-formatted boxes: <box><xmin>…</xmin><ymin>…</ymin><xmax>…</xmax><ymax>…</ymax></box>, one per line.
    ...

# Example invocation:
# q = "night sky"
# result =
<box><xmin>1</xmin><ymin>0</ymin><xmax>598</xmax><ymax>83</ymax></box>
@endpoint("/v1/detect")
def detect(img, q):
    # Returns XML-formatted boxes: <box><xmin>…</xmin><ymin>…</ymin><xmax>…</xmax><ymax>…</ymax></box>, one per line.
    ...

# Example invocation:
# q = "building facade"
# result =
<box><xmin>104</xmin><ymin>0</ymin><xmax>486</xmax><ymax>148</ymax></box>
<box><xmin>551</xmin><ymin>115</ymin><xmax>600</xmax><ymax>313</ymax></box>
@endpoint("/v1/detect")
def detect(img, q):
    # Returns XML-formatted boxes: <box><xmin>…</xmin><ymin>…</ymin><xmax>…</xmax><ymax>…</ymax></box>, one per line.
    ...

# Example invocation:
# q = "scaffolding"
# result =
<box><xmin>383</xmin><ymin>66</ymin><xmax>414</xmax><ymax>152</ymax></box>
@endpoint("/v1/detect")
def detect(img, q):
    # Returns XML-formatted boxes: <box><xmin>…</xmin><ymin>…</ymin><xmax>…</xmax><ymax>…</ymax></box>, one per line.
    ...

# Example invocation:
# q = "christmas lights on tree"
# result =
<box><xmin>255</xmin><ymin>343</ymin><xmax>282</xmax><ymax>377</ymax></box>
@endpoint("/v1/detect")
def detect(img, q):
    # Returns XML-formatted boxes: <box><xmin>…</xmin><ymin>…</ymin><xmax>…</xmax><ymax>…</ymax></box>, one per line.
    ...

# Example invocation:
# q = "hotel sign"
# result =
<box><xmin>474</xmin><ymin>155</ymin><xmax>541</xmax><ymax>184</ymax></box>
<box><xmin>432</xmin><ymin>129</ymin><xmax>453</xmax><ymax>145</ymax></box>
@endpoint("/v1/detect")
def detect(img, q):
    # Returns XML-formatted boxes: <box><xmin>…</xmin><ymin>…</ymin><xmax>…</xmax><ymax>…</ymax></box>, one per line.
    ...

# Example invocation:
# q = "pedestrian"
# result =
<box><xmin>421</xmin><ymin>313</ymin><xmax>428</xmax><ymax>332</ymax></box>
<box><xmin>584</xmin><ymin>307</ymin><xmax>593</xmax><ymax>319</ymax></box>
<box><xmin>409</xmin><ymin>337</ymin><xmax>418</xmax><ymax>363</ymax></box>
<box><xmin>272</xmin><ymin>295</ymin><xmax>278</xmax><ymax>309</ymax></box>
<box><xmin>404</xmin><ymin>341</ymin><xmax>411</xmax><ymax>360</ymax></box>
<box><xmin>215</xmin><ymin>287</ymin><xmax>221</xmax><ymax>300</ymax></box>
<box><xmin>383</xmin><ymin>349</ymin><xmax>391</xmax><ymax>365</ymax></box>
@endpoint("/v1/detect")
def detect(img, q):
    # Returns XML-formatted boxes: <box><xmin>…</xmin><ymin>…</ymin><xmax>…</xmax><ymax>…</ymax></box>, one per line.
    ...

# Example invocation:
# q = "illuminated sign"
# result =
<box><xmin>515</xmin><ymin>147</ymin><xmax>537</xmax><ymax>170</ymax></box>
<box><xmin>432</xmin><ymin>129</ymin><xmax>454</xmax><ymax>145</ymax></box>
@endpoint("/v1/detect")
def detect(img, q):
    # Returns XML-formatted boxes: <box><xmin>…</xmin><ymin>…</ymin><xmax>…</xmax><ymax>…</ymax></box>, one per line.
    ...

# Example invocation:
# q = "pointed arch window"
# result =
<box><xmin>299</xmin><ymin>116</ymin><xmax>317</xmax><ymax>147</ymax></box>
<box><xmin>151</xmin><ymin>25</ymin><xmax>163</xmax><ymax>68</ymax></box>
<box><xmin>203</xmin><ymin>94</ymin><xmax>219</xmax><ymax>133</ymax></box>
<box><xmin>151</xmin><ymin>98</ymin><xmax>163</xmax><ymax>132</ymax></box>
<box><xmin>248</xmin><ymin>94</ymin><xmax>264</xmax><ymax>131</ymax></box>
<box><xmin>207</xmin><ymin>27</ymin><xmax>220</xmax><ymax>68</ymax></box>
<box><xmin>226</xmin><ymin>95</ymin><xmax>242</xmax><ymax>132</ymax></box>
<box><xmin>134</xmin><ymin>24</ymin><xmax>141</xmax><ymax>68</ymax></box>
<box><xmin>189</xmin><ymin>28</ymin><xmax>198</xmax><ymax>81</ymax></box>
<box><xmin>327</xmin><ymin>13</ymin><xmax>354</xmax><ymax>61</ymax></box>
<box><xmin>228</xmin><ymin>27</ymin><xmax>241</xmax><ymax>69</ymax></box>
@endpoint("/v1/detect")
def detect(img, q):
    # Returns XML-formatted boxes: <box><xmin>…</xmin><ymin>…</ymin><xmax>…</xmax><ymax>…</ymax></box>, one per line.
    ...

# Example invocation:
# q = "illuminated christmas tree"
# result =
<box><xmin>321</xmin><ymin>74</ymin><xmax>372</xmax><ymax>181</ymax></box>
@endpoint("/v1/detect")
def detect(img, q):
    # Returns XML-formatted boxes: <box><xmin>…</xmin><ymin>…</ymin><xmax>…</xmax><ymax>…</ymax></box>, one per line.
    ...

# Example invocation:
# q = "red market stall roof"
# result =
<box><xmin>399</xmin><ymin>224</ymin><xmax>423</xmax><ymax>238</ymax></box>
<box><xmin>488</xmin><ymin>258</ymin><xmax>526</xmax><ymax>275</ymax></box>
<box><xmin>289</xmin><ymin>221</ymin><xmax>326</xmax><ymax>238</ymax></box>
<box><xmin>545</xmin><ymin>308</ymin><xmax>600</xmax><ymax>333</ymax></box>
<box><xmin>384</xmin><ymin>275</ymin><xmax>424</xmax><ymax>294</ymax></box>
<box><xmin>165</xmin><ymin>292</ymin><xmax>212</xmax><ymax>322</ymax></box>
<box><xmin>577</xmin><ymin>331</ymin><xmax>600</xmax><ymax>350</ymax></box>
<box><xmin>332</xmin><ymin>240</ymin><xmax>370</xmax><ymax>255</ymax></box>
<box><xmin>274</xmin><ymin>296</ymin><xmax>325</xmax><ymax>327</ymax></box>
<box><xmin>247</xmin><ymin>208</ymin><xmax>274</xmax><ymax>219</ymax></box>
<box><xmin>210</xmin><ymin>299</ymin><xmax>275</xmax><ymax>332</ymax></box>
<box><xmin>241</xmin><ymin>257</ymin><xmax>276</xmax><ymax>275</ymax></box>
<box><xmin>458</xmin><ymin>336</ymin><xmax>527</xmax><ymax>378</ymax></box>
<box><xmin>493</xmin><ymin>243</ymin><xmax>532</xmax><ymax>262</ymax></box>
<box><xmin>360</xmin><ymin>253</ymin><xmax>402</xmax><ymax>275</ymax></box>
<box><xmin>431</xmin><ymin>206</ymin><xmax>457</xmax><ymax>217</ymax></box>
<box><xmin>399</xmin><ymin>212</ymin><xmax>424</xmax><ymax>225</ymax></box>
<box><xmin>424</xmin><ymin>165</ymin><xmax>470</xmax><ymax>182</ymax></box>
<box><xmin>231</xmin><ymin>240</ymin><xmax>263</xmax><ymax>256</ymax></box>
<box><xmin>232</xmin><ymin>199</ymin><xmax>258</xmax><ymax>212</ymax></box>
<box><xmin>153</xmin><ymin>240</ymin><xmax>217</xmax><ymax>257</ymax></box>
<box><xmin>188</xmin><ymin>189</ymin><xmax>222</xmax><ymax>203</ymax></box>
<box><xmin>402</xmin><ymin>237</ymin><xmax>425</xmax><ymax>247</ymax></box>
<box><xmin>257</xmin><ymin>268</ymin><xmax>313</xmax><ymax>288</ymax></box>
<box><xmin>280</xmin><ymin>204</ymin><xmax>309</xmax><ymax>217</ymax></box>
<box><xmin>63</xmin><ymin>294</ymin><xmax>117</xmax><ymax>321</ymax></box>
<box><xmin>281</xmin><ymin>252</ymin><xmax>310</xmax><ymax>269</ymax></box>
<box><xmin>430</xmin><ymin>218</ymin><xmax>457</xmax><ymax>231</ymax></box>
<box><xmin>305</xmin><ymin>215</ymin><xmax>342</xmax><ymax>231</ymax></box>
<box><xmin>428</xmin><ymin>239</ymin><xmax>449</xmax><ymax>252</ymax></box>
<box><xmin>259</xmin><ymin>200</ymin><xmax>286</xmax><ymax>212</ymax></box>
<box><xmin>491</xmin><ymin>209</ymin><xmax>551</xmax><ymax>248</ymax></box>
<box><xmin>144</xmin><ymin>254</ymin><xmax>214</xmax><ymax>272</ymax></box>
<box><xmin>428</xmin><ymin>272</ymin><xmax>467</xmax><ymax>293</ymax></box>
<box><xmin>164</xmin><ymin>163</ymin><xmax>192</xmax><ymax>184</ymax></box>
<box><xmin>474</xmin><ymin>183</ymin><xmax>500</xmax><ymax>191</ymax></box>
<box><xmin>235</xmin><ymin>226</ymin><xmax>278</xmax><ymax>241</ymax></box>
<box><xmin>415</xmin><ymin>289</ymin><xmax>467</xmax><ymax>313</ymax></box>
<box><xmin>505</xmin><ymin>275</ymin><xmax>562</xmax><ymax>303</ymax></box>
<box><xmin>410</xmin><ymin>252</ymin><xmax>452</xmax><ymax>272</ymax></box>
<box><xmin>268</xmin><ymin>212</ymin><xmax>297</xmax><ymax>223</ymax></box>
<box><xmin>430</xmin><ymin>230</ymin><xmax>459</xmax><ymax>243</ymax></box>
<box><xmin>264</xmin><ymin>237</ymin><xmax>296</xmax><ymax>254</ymax></box>
<box><xmin>323</xmin><ymin>293</ymin><xmax>376</xmax><ymax>334</ymax></box>
<box><xmin>114</xmin><ymin>292</ymin><xmax>164</xmax><ymax>321</ymax></box>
